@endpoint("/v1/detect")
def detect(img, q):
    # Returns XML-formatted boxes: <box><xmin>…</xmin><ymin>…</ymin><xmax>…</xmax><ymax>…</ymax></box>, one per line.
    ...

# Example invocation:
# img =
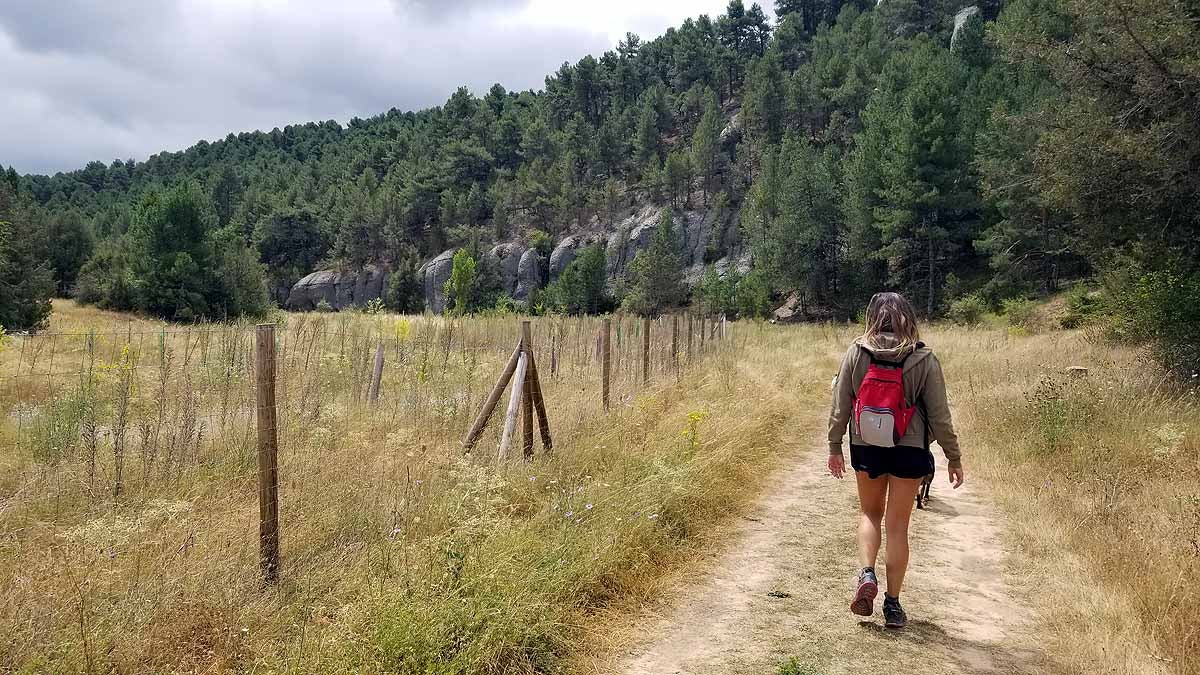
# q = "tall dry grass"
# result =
<box><xmin>0</xmin><ymin>303</ymin><xmax>819</xmax><ymax>673</ymax></box>
<box><xmin>5</xmin><ymin>302</ymin><xmax>1192</xmax><ymax>673</ymax></box>
<box><xmin>931</xmin><ymin>325</ymin><xmax>1199</xmax><ymax>674</ymax></box>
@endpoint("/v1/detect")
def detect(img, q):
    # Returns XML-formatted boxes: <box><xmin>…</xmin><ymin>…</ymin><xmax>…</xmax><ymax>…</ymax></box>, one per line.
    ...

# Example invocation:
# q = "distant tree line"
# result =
<box><xmin>3</xmin><ymin>0</ymin><xmax>1197</xmax><ymax>375</ymax></box>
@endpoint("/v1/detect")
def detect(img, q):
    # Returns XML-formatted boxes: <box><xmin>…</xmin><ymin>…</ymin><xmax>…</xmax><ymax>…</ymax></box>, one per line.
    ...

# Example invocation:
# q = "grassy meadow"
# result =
<box><xmin>0</xmin><ymin>301</ymin><xmax>1196</xmax><ymax>674</ymax></box>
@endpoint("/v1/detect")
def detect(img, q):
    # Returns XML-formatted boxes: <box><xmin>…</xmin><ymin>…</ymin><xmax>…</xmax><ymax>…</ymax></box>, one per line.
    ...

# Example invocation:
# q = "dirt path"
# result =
<box><xmin>611</xmin><ymin>437</ymin><xmax>1057</xmax><ymax>675</ymax></box>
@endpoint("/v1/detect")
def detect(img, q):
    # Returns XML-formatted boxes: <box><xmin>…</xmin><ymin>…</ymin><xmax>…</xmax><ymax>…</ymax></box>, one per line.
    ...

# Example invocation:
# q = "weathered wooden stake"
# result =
<box><xmin>642</xmin><ymin>317</ymin><xmax>651</xmax><ymax>386</ymax></box>
<box><xmin>367</xmin><ymin>341</ymin><xmax>385</xmax><ymax>403</ymax></box>
<box><xmin>671</xmin><ymin>314</ymin><xmax>679</xmax><ymax>372</ymax></box>
<box><xmin>462</xmin><ymin>345</ymin><xmax>522</xmax><ymax>450</ymax></box>
<box><xmin>687</xmin><ymin>312</ymin><xmax>694</xmax><ymax>359</ymax></box>
<box><xmin>602</xmin><ymin>318</ymin><xmax>612</xmax><ymax>411</ymax></box>
<box><xmin>526</xmin><ymin>352</ymin><xmax>553</xmax><ymax>453</ymax></box>
<box><xmin>255</xmin><ymin>324</ymin><xmax>281</xmax><ymax>585</ymax></box>
<box><xmin>499</xmin><ymin>352</ymin><xmax>528</xmax><ymax>461</ymax></box>
<box><xmin>550</xmin><ymin>323</ymin><xmax>559</xmax><ymax>377</ymax></box>
<box><xmin>520</xmin><ymin>321</ymin><xmax>535</xmax><ymax>459</ymax></box>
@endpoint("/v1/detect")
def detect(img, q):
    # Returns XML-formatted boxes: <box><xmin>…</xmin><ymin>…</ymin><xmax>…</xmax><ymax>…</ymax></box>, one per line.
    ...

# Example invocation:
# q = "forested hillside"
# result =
<box><xmin>2</xmin><ymin>0</ymin><xmax>1197</xmax><ymax>375</ymax></box>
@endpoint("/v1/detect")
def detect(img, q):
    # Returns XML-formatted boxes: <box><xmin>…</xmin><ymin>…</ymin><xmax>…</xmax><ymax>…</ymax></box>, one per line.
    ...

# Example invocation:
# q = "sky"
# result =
<box><xmin>0</xmin><ymin>0</ymin><xmax>740</xmax><ymax>176</ymax></box>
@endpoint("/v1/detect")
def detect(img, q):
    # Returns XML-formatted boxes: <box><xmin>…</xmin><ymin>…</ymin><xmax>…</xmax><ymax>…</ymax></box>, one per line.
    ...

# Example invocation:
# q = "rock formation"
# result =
<box><xmin>486</xmin><ymin>243</ymin><xmax>526</xmax><ymax>296</ymax></box>
<box><xmin>549</xmin><ymin>234</ymin><xmax>601</xmax><ymax>279</ymax></box>
<box><xmin>951</xmin><ymin>5</ymin><xmax>981</xmax><ymax>50</ymax></box>
<box><xmin>515</xmin><ymin>248</ymin><xmax>540</xmax><ymax>302</ymax></box>
<box><xmin>286</xmin><ymin>266</ymin><xmax>389</xmax><ymax>311</ymax></box>
<box><xmin>417</xmin><ymin>249</ymin><xmax>456</xmax><ymax>314</ymax></box>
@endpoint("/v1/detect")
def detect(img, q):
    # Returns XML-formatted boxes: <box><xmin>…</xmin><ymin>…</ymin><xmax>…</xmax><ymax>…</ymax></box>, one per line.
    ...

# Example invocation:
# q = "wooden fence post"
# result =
<box><xmin>498</xmin><ymin>352</ymin><xmax>528</xmax><ymax>461</ymax></box>
<box><xmin>462</xmin><ymin>345</ymin><xmax>522</xmax><ymax>450</ymax></box>
<box><xmin>602</xmin><ymin>318</ymin><xmax>611</xmax><ymax>411</ymax></box>
<box><xmin>526</xmin><ymin>351</ymin><xmax>553</xmax><ymax>453</ymax></box>
<box><xmin>642</xmin><ymin>317</ymin><xmax>651</xmax><ymax>386</ymax></box>
<box><xmin>671</xmin><ymin>314</ymin><xmax>679</xmax><ymax>372</ymax></box>
<box><xmin>700</xmin><ymin>315</ymin><xmax>707</xmax><ymax>351</ymax></box>
<box><xmin>367</xmin><ymin>341</ymin><xmax>384</xmax><ymax>403</ymax></box>
<box><xmin>255</xmin><ymin>324</ymin><xmax>281</xmax><ymax>585</ymax></box>
<box><xmin>687</xmin><ymin>312</ymin><xmax>694</xmax><ymax>359</ymax></box>
<box><xmin>550</xmin><ymin>323</ymin><xmax>559</xmax><ymax>377</ymax></box>
<box><xmin>520</xmin><ymin>321</ymin><xmax>535</xmax><ymax>459</ymax></box>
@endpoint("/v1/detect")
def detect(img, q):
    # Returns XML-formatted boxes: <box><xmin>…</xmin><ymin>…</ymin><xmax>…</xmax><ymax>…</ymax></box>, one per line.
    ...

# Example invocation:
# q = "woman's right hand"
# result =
<box><xmin>948</xmin><ymin>464</ymin><xmax>965</xmax><ymax>489</ymax></box>
<box><xmin>828</xmin><ymin>453</ymin><xmax>845</xmax><ymax>479</ymax></box>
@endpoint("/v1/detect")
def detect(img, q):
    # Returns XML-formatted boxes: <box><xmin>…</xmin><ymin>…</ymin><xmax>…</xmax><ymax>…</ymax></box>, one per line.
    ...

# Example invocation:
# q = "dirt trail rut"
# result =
<box><xmin>613</xmin><ymin>439</ymin><xmax>1055</xmax><ymax>675</ymax></box>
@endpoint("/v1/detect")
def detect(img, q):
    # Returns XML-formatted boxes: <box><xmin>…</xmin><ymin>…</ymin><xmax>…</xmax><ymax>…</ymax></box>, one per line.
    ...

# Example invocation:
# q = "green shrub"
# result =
<box><xmin>1061</xmin><ymin>284</ymin><xmax>1102</xmax><ymax>329</ymax></box>
<box><xmin>443</xmin><ymin>249</ymin><xmax>479</xmax><ymax>315</ymax></box>
<box><xmin>386</xmin><ymin>262</ymin><xmax>424</xmax><ymax>314</ymax></box>
<box><xmin>1024</xmin><ymin>377</ymin><xmax>1098</xmax><ymax>455</ymax></box>
<box><xmin>1002</xmin><ymin>297</ymin><xmax>1037</xmax><ymax>328</ymax></box>
<box><xmin>946</xmin><ymin>294</ymin><xmax>987</xmax><ymax>325</ymax></box>
<box><xmin>542</xmin><ymin>244</ymin><xmax>609</xmax><ymax>315</ymax></box>
<box><xmin>527</xmin><ymin>230</ymin><xmax>552</xmax><ymax>258</ymax></box>
<box><xmin>491</xmin><ymin>294</ymin><xmax>520</xmax><ymax>315</ymax></box>
<box><xmin>777</xmin><ymin>657</ymin><xmax>820</xmax><ymax>675</ymax></box>
<box><xmin>735</xmin><ymin>268</ymin><xmax>773</xmax><ymax>319</ymax></box>
<box><xmin>1107</xmin><ymin>261</ymin><xmax>1200</xmax><ymax>378</ymax></box>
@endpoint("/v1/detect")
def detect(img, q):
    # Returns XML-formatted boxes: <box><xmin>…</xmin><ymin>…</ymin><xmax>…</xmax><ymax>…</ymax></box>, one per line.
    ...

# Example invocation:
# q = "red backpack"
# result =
<box><xmin>854</xmin><ymin>346</ymin><xmax>916</xmax><ymax>448</ymax></box>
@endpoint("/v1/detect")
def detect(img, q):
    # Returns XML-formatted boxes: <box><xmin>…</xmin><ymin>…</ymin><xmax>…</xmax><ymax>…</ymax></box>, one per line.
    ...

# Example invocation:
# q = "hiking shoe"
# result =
<box><xmin>850</xmin><ymin>568</ymin><xmax>878</xmax><ymax>616</ymax></box>
<box><xmin>883</xmin><ymin>595</ymin><xmax>907</xmax><ymax>629</ymax></box>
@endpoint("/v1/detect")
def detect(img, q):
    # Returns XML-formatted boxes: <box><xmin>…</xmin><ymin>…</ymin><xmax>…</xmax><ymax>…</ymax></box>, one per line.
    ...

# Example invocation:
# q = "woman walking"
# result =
<box><xmin>827</xmin><ymin>292</ymin><xmax>964</xmax><ymax>628</ymax></box>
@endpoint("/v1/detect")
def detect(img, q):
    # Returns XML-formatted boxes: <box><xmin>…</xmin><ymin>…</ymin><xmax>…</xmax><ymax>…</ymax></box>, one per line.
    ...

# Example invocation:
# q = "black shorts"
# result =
<box><xmin>850</xmin><ymin>444</ymin><xmax>934</xmax><ymax>480</ymax></box>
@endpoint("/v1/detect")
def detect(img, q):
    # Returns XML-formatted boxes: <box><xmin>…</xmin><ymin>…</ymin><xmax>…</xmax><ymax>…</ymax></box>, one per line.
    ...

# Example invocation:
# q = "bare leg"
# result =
<box><xmin>883</xmin><ymin>476</ymin><xmax>923</xmax><ymax>597</ymax></box>
<box><xmin>854</xmin><ymin>471</ymin><xmax>888</xmax><ymax>569</ymax></box>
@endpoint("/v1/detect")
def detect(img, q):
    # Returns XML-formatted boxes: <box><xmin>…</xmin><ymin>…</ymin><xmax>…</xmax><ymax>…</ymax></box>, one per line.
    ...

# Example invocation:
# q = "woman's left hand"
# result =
<box><xmin>828</xmin><ymin>453</ymin><xmax>845</xmax><ymax>479</ymax></box>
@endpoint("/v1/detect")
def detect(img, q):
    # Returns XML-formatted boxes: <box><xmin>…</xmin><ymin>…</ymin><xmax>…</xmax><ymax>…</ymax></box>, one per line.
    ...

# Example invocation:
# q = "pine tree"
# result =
<box><xmin>692</xmin><ymin>88</ymin><xmax>723</xmax><ymax>205</ymax></box>
<box><xmin>743</xmin><ymin>47</ymin><xmax>786</xmax><ymax>152</ymax></box>
<box><xmin>853</xmin><ymin>39</ymin><xmax>977</xmax><ymax>315</ymax></box>
<box><xmin>545</xmin><ymin>244</ymin><xmax>609</xmax><ymax>314</ymax></box>
<box><xmin>0</xmin><ymin>183</ymin><xmax>54</xmax><ymax>330</ymax></box>
<box><xmin>664</xmin><ymin>151</ymin><xmax>693</xmax><ymax>209</ymax></box>
<box><xmin>622</xmin><ymin>208</ymin><xmax>685</xmax><ymax>316</ymax></box>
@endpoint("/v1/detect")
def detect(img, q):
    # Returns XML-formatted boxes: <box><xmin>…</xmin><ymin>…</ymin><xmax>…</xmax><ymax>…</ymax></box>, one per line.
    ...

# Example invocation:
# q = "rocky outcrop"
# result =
<box><xmin>607</xmin><ymin>220</ymin><xmax>656</xmax><ymax>278</ymax></box>
<box><xmin>386</xmin><ymin>202</ymin><xmax>746</xmax><ymax>314</ymax></box>
<box><xmin>515</xmin><ymin>249</ymin><xmax>540</xmax><ymax>302</ymax></box>
<box><xmin>287</xmin><ymin>266</ymin><xmax>389</xmax><ymax>311</ymax></box>
<box><xmin>772</xmin><ymin>291</ymin><xmax>804</xmax><ymax>323</ymax></box>
<box><xmin>720</xmin><ymin>110</ymin><xmax>742</xmax><ymax>148</ymax></box>
<box><xmin>712</xmin><ymin>251</ymin><xmax>752</xmax><ymax>279</ymax></box>
<box><xmin>418</xmin><ymin>249</ymin><xmax>456</xmax><ymax>314</ymax></box>
<box><xmin>486</xmin><ymin>243</ymin><xmax>526</xmax><ymax>296</ymax></box>
<box><xmin>550</xmin><ymin>234</ymin><xmax>602</xmax><ymax>279</ymax></box>
<box><xmin>951</xmin><ymin>5</ymin><xmax>981</xmax><ymax>50</ymax></box>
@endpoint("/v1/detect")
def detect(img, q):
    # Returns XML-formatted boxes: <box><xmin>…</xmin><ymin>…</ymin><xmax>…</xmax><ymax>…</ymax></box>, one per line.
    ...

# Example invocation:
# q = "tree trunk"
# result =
<box><xmin>927</xmin><ymin>231</ymin><xmax>935</xmax><ymax>317</ymax></box>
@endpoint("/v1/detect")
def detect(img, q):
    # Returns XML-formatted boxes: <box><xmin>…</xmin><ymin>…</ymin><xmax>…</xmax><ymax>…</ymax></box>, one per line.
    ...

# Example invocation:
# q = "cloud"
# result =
<box><xmin>0</xmin><ymin>1</ymin><xmax>182</xmax><ymax>57</ymax></box>
<box><xmin>0</xmin><ymin>0</ymin><xmax>730</xmax><ymax>175</ymax></box>
<box><xmin>398</xmin><ymin>0</ymin><xmax>530</xmax><ymax>21</ymax></box>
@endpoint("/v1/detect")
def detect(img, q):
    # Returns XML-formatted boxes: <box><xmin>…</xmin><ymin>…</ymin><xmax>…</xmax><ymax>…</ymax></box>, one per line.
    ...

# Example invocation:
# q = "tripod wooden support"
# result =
<box><xmin>461</xmin><ymin>320</ymin><xmax>553</xmax><ymax>459</ymax></box>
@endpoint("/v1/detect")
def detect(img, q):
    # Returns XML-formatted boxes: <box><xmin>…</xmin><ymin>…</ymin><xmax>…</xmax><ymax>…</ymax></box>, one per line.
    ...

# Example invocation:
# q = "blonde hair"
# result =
<box><xmin>861</xmin><ymin>292</ymin><xmax>921</xmax><ymax>352</ymax></box>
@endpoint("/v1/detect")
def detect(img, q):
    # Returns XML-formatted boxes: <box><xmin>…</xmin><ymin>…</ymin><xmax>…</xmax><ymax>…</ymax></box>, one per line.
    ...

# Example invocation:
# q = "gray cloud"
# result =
<box><xmin>0</xmin><ymin>1</ymin><xmax>182</xmax><ymax>56</ymax></box>
<box><xmin>399</xmin><ymin>0</ymin><xmax>530</xmax><ymax>20</ymax></box>
<box><xmin>0</xmin><ymin>0</ymin><xmax>717</xmax><ymax>175</ymax></box>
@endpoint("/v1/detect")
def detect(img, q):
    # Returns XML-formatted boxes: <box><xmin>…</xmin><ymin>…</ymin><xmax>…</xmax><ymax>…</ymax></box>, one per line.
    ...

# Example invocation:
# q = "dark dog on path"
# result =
<box><xmin>915</xmin><ymin>472</ymin><xmax>933</xmax><ymax>509</ymax></box>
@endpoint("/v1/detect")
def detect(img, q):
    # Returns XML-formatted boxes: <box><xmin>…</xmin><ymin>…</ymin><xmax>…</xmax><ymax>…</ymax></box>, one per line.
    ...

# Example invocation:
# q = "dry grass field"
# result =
<box><xmin>0</xmin><ymin>301</ymin><xmax>1196</xmax><ymax>674</ymax></box>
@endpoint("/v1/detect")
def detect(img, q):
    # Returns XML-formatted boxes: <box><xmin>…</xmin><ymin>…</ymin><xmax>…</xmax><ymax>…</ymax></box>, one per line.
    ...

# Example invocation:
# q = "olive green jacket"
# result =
<box><xmin>827</xmin><ymin>335</ymin><xmax>962</xmax><ymax>468</ymax></box>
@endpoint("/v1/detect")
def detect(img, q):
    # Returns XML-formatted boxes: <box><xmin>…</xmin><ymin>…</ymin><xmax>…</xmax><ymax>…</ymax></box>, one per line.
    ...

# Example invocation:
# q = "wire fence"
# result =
<box><xmin>1</xmin><ymin>312</ymin><xmax>732</xmax><ymax>508</ymax></box>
